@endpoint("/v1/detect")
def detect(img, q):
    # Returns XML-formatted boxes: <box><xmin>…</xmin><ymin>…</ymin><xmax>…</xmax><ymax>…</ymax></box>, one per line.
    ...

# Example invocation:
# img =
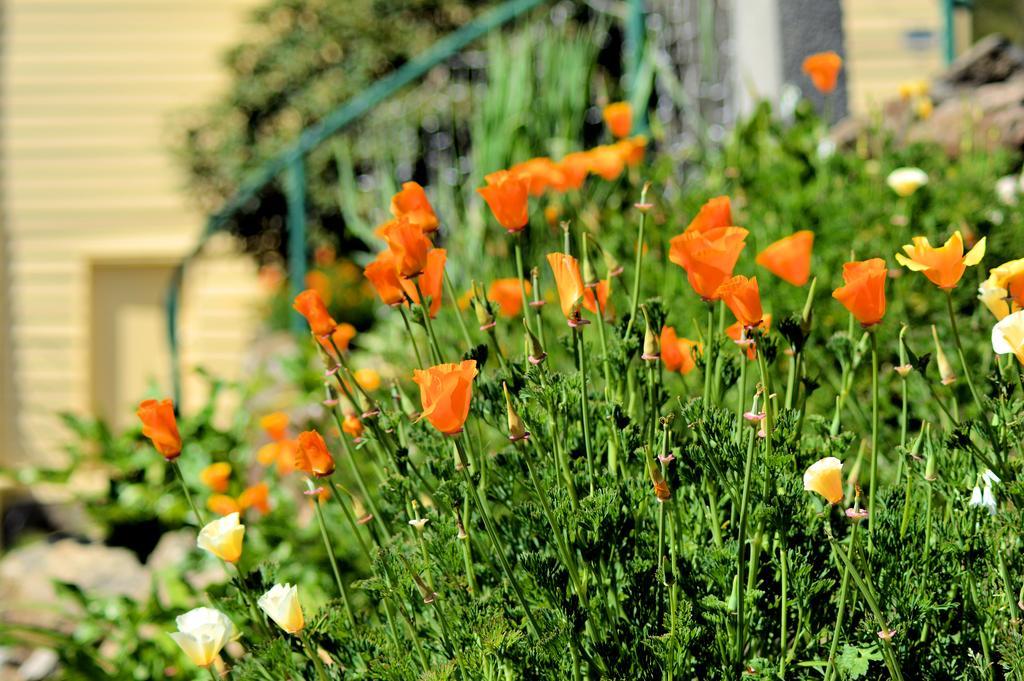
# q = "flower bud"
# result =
<box><xmin>197</xmin><ymin>512</ymin><xmax>245</xmax><ymax>563</ymax></box>
<box><xmin>641</xmin><ymin>307</ymin><xmax>660</xmax><ymax>361</ymax></box>
<box><xmin>258</xmin><ymin>583</ymin><xmax>305</xmax><ymax>634</ymax></box>
<box><xmin>648</xmin><ymin>457</ymin><xmax>671</xmax><ymax>501</ymax></box>
<box><xmin>524</xmin><ymin>320</ymin><xmax>547</xmax><ymax>365</ymax></box>
<box><xmin>503</xmin><ymin>382</ymin><xmax>529</xmax><ymax>442</ymax></box>
<box><xmin>931</xmin><ymin>325</ymin><xmax>956</xmax><ymax>385</ymax></box>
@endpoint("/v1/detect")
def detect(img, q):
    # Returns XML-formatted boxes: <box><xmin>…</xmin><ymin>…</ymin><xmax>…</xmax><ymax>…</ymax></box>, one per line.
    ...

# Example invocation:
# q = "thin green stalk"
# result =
<box><xmin>779</xmin><ymin>541</ymin><xmax>789</xmax><ymax>676</ymax></box>
<box><xmin>301</xmin><ymin>632</ymin><xmax>330</xmax><ymax>681</ymax></box>
<box><xmin>522</xmin><ymin>445</ymin><xmax>587</xmax><ymax>606</ymax></box>
<box><xmin>208</xmin><ymin>667</ymin><xmax>220</xmax><ymax>681</ymax></box>
<box><xmin>823</xmin><ymin>516</ymin><xmax>858</xmax><ymax>681</ymax></box>
<box><xmin>444</xmin><ymin>271</ymin><xmax>474</xmax><ymax>350</ymax></box>
<box><xmin>868</xmin><ymin>331</ymin><xmax>880</xmax><ymax>548</ymax></box>
<box><xmin>172</xmin><ymin>460</ymin><xmax>205</xmax><ymax>526</ymax></box>
<box><xmin>945</xmin><ymin>291</ymin><xmax>986</xmax><ymax>418</ymax></box>
<box><xmin>702</xmin><ymin>304</ymin><xmax>715</xmax><ymax>412</ymax></box>
<box><xmin>735</xmin><ymin>393</ymin><xmax>759</xmax><ymax>672</ymax></box>
<box><xmin>624</xmin><ymin>187</ymin><xmax>650</xmax><ymax>339</ymax></box>
<box><xmin>514</xmin><ymin>237</ymin><xmax>541</xmax><ymax>347</ymax></box>
<box><xmin>734</xmin><ymin>353</ymin><xmax>747</xmax><ymax>443</ymax></box>
<box><xmin>414</xmin><ymin>278</ymin><xmax>445</xmax><ymax>364</ymax></box>
<box><xmin>398</xmin><ymin>306</ymin><xmax>426</xmax><ymax>368</ymax></box>
<box><xmin>309</xmin><ymin>480</ymin><xmax>355</xmax><ymax>626</ymax></box>
<box><xmin>454</xmin><ymin>438</ymin><xmax>541</xmax><ymax>640</ymax></box>
<box><xmin>574</xmin><ymin>326</ymin><xmax>596</xmax><ymax>495</ymax></box>
<box><xmin>826</xmin><ymin>531</ymin><xmax>904</xmax><ymax>681</ymax></box>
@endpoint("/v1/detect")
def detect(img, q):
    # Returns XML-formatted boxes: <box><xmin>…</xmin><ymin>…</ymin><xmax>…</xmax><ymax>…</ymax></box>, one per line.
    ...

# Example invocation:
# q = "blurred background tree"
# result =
<box><xmin>173</xmin><ymin>0</ymin><xmax>624</xmax><ymax>266</ymax></box>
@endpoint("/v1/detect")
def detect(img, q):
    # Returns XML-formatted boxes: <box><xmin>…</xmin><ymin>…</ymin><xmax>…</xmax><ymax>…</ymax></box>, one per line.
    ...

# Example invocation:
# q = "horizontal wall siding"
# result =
<box><xmin>2</xmin><ymin>0</ymin><xmax>264</xmax><ymax>467</ymax></box>
<box><xmin>844</xmin><ymin>0</ymin><xmax>943</xmax><ymax>113</ymax></box>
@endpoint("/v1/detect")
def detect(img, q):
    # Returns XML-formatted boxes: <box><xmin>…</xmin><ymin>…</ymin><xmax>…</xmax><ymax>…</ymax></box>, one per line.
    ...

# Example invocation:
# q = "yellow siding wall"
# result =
<box><xmin>843</xmin><ymin>0</ymin><xmax>944</xmax><ymax>113</ymax></box>
<box><xmin>2</xmin><ymin>0</ymin><xmax>264</xmax><ymax>466</ymax></box>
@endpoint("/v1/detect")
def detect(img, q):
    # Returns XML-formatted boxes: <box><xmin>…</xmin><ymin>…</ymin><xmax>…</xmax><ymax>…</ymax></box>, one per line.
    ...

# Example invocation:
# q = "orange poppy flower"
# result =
<box><xmin>582</xmin><ymin>279</ymin><xmax>612</xmax><ymax>319</ymax></box>
<box><xmin>510</xmin><ymin>157</ymin><xmax>565</xmax><ymax>196</ymax></box>
<box><xmin>802</xmin><ymin>51</ymin><xmax>843</xmax><ymax>94</ymax></box>
<box><xmin>257</xmin><ymin>439</ymin><xmax>297</xmax><ymax>476</ymax></box>
<box><xmin>293</xmin><ymin>289</ymin><xmax>337</xmax><ymax>336</ymax></box>
<box><xmin>304</xmin><ymin>270</ymin><xmax>333</xmax><ymax>305</ymax></box>
<box><xmin>477</xmin><ymin>170</ymin><xmax>529</xmax><ymax>232</ymax></box>
<box><xmin>400</xmin><ymin>248</ymin><xmax>446</xmax><ymax>318</ymax></box>
<box><xmin>382</xmin><ymin>218</ymin><xmax>432</xmax><ymax>278</ymax></box>
<box><xmin>238</xmin><ymin>482</ymin><xmax>271</xmax><ymax>514</ymax></box>
<box><xmin>585</xmin><ymin>145</ymin><xmax>625</xmax><ymax>181</ymax></box>
<box><xmin>260</xmin><ymin>412</ymin><xmax>288</xmax><ymax>442</ymax></box>
<box><xmin>553</xmin><ymin>152</ymin><xmax>590</xmax><ymax>192</ymax></box>
<box><xmin>137</xmin><ymin>398</ymin><xmax>182</xmax><ymax>460</ymax></box>
<box><xmin>354</xmin><ymin>368</ymin><xmax>381</xmax><ymax>392</ymax></box>
<box><xmin>668</xmin><ymin>226</ymin><xmax>749</xmax><ymax>300</ymax></box>
<box><xmin>685</xmin><ymin>196</ymin><xmax>732</xmax><ymax>234</ymax></box>
<box><xmin>894</xmin><ymin>231</ymin><xmax>986</xmax><ymax>290</ymax></box>
<box><xmin>294</xmin><ymin>430</ymin><xmax>336</xmax><ymax>478</ymax></box>
<box><xmin>364</xmin><ymin>250</ymin><xmax>405</xmax><ymax>305</ymax></box>
<box><xmin>200</xmin><ymin>462</ymin><xmax>232</xmax><ymax>493</ymax></box>
<box><xmin>390</xmin><ymin>181</ymin><xmax>439</xmax><ymax>233</ymax></box>
<box><xmin>614</xmin><ymin>136</ymin><xmax>647</xmax><ymax>167</ymax></box>
<box><xmin>832</xmin><ymin>258</ymin><xmax>888</xmax><ymax>327</ymax></box>
<box><xmin>546</xmin><ymin>252</ymin><xmax>586</xmax><ymax>320</ymax></box>
<box><xmin>756</xmin><ymin>231</ymin><xmax>814</xmax><ymax>286</ymax></box>
<box><xmin>726</xmin><ymin>314</ymin><xmax>773</xmax><ymax>360</ymax></box>
<box><xmin>603</xmin><ymin>101</ymin><xmax>633</xmax><ymax>138</ymax></box>
<box><xmin>660</xmin><ymin>326</ymin><xmax>702</xmax><ymax>374</ymax></box>
<box><xmin>207</xmin><ymin>494</ymin><xmax>241</xmax><ymax>516</ymax></box>
<box><xmin>412</xmin><ymin>360</ymin><xmax>478</xmax><ymax>435</ymax></box>
<box><xmin>318</xmin><ymin>322</ymin><xmax>357</xmax><ymax>354</ymax></box>
<box><xmin>488</xmin><ymin>278</ymin><xmax>531</xmax><ymax>317</ymax></box>
<box><xmin>716</xmin><ymin>275</ymin><xmax>764</xmax><ymax>329</ymax></box>
<box><xmin>342</xmin><ymin>413</ymin><xmax>363</xmax><ymax>438</ymax></box>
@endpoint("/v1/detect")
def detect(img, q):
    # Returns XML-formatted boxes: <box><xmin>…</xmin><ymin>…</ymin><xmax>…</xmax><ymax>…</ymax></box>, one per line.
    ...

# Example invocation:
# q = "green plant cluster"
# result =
<box><xmin>9</xmin><ymin>86</ymin><xmax>1024</xmax><ymax>681</ymax></box>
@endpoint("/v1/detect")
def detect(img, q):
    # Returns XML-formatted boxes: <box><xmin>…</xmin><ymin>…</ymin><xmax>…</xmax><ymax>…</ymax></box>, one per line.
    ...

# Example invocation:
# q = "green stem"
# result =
<box><xmin>574</xmin><ymin>326</ymin><xmax>596</xmax><ymax>495</ymax></box>
<box><xmin>172</xmin><ymin>460</ymin><xmax>205</xmax><ymax>526</ymax></box>
<box><xmin>309</xmin><ymin>480</ymin><xmax>355</xmax><ymax>626</ymax></box>
<box><xmin>522</xmin><ymin>447</ymin><xmax>587</xmax><ymax>607</ymax></box>
<box><xmin>823</xmin><ymin>517</ymin><xmax>858</xmax><ymax>681</ymax></box>
<box><xmin>735</xmin><ymin>394</ymin><xmax>759</xmax><ymax>672</ymax></box>
<box><xmin>454</xmin><ymin>438</ymin><xmax>541</xmax><ymax>640</ymax></box>
<box><xmin>868</xmin><ymin>331</ymin><xmax>880</xmax><ymax>548</ymax></box>
<box><xmin>444</xmin><ymin>271</ymin><xmax>474</xmax><ymax>351</ymax></box>
<box><xmin>398</xmin><ymin>306</ymin><xmax>426</xmax><ymax>368</ymax></box>
<box><xmin>945</xmin><ymin>291</ymin><xmax>986</xmax><ymax>418</ymax></box>
<box><xmin>703</xmin><ymin>304</ymin><xmax>715</xmax><ymax>413</ymax></box>
<box><xmin>301</xmin><ymin>632</ymin><xmax>330</xmax><ymax>681</ymax></box>
<box><xmin>827</xmin><ymin>532</ymin><xmax>904</xmax><ymax>681</ymax></box>
<box><xmin>625</xmin><ymin>199</ymin><xmax>649</xmax><ymax>339</ymax></box>
<box><xmin>514</xmin><ymin>238</ymin><xmax>541</xmax><ymax>348</ymax></box>
<box><xmin>414</xmin><ymin>278</ymin><xmax>444</xmax><ymax>364</ymax></box>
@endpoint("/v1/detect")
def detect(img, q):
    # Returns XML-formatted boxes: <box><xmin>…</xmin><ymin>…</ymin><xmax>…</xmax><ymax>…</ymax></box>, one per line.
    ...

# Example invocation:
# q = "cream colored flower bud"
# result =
<box><xmin>502</xmin><ymin>382</ymin><xmax>528</xmax><ymax>441</ymax></box>
<box><xmin>803</xmin><ymin>457</ymin><xmax>844</xmax><ymax>504</ymax></box>
<box><xmin>886</xmin><ymin>167</ymin><xmax>928</xmax><ymax>197</ymax></box>
<box><xmin>931</xmin><ymin>325</ymin><xmax>956</xmax><ymax>385</ymax></box>
<box><xmin>258</xmin><ymin>583</ymin><xmax>305</xmax><ymax>634</ymax></box>
<box><xmin>197</xmin><ymin>512</ymin><xmax>245</xmax><ymax>564</ymax></box>
<box><xmin>169</xmin><ymin>607</ymin><xmax>234</xmax><ymax>668</ymax></box>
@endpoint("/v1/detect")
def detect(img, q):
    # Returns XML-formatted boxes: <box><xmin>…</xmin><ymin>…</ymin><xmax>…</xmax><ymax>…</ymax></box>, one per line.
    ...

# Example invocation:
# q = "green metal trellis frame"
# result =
<box><xmin>167</xmin><ymin>0</ymin><xmax>646</xmax><ymax>404</ymax></box>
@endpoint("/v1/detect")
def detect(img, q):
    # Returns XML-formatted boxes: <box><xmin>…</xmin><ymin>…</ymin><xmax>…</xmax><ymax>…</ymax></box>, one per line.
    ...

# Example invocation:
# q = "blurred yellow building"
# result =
<box><xmin>844</xmin><ymin>0</ymin><xmax>948</xmax><ymax>113</ymax></box>
<box><xmin>0</xmin><ymin>0</ymin><xmax>264</xmax><ymax>468</ymax></box>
